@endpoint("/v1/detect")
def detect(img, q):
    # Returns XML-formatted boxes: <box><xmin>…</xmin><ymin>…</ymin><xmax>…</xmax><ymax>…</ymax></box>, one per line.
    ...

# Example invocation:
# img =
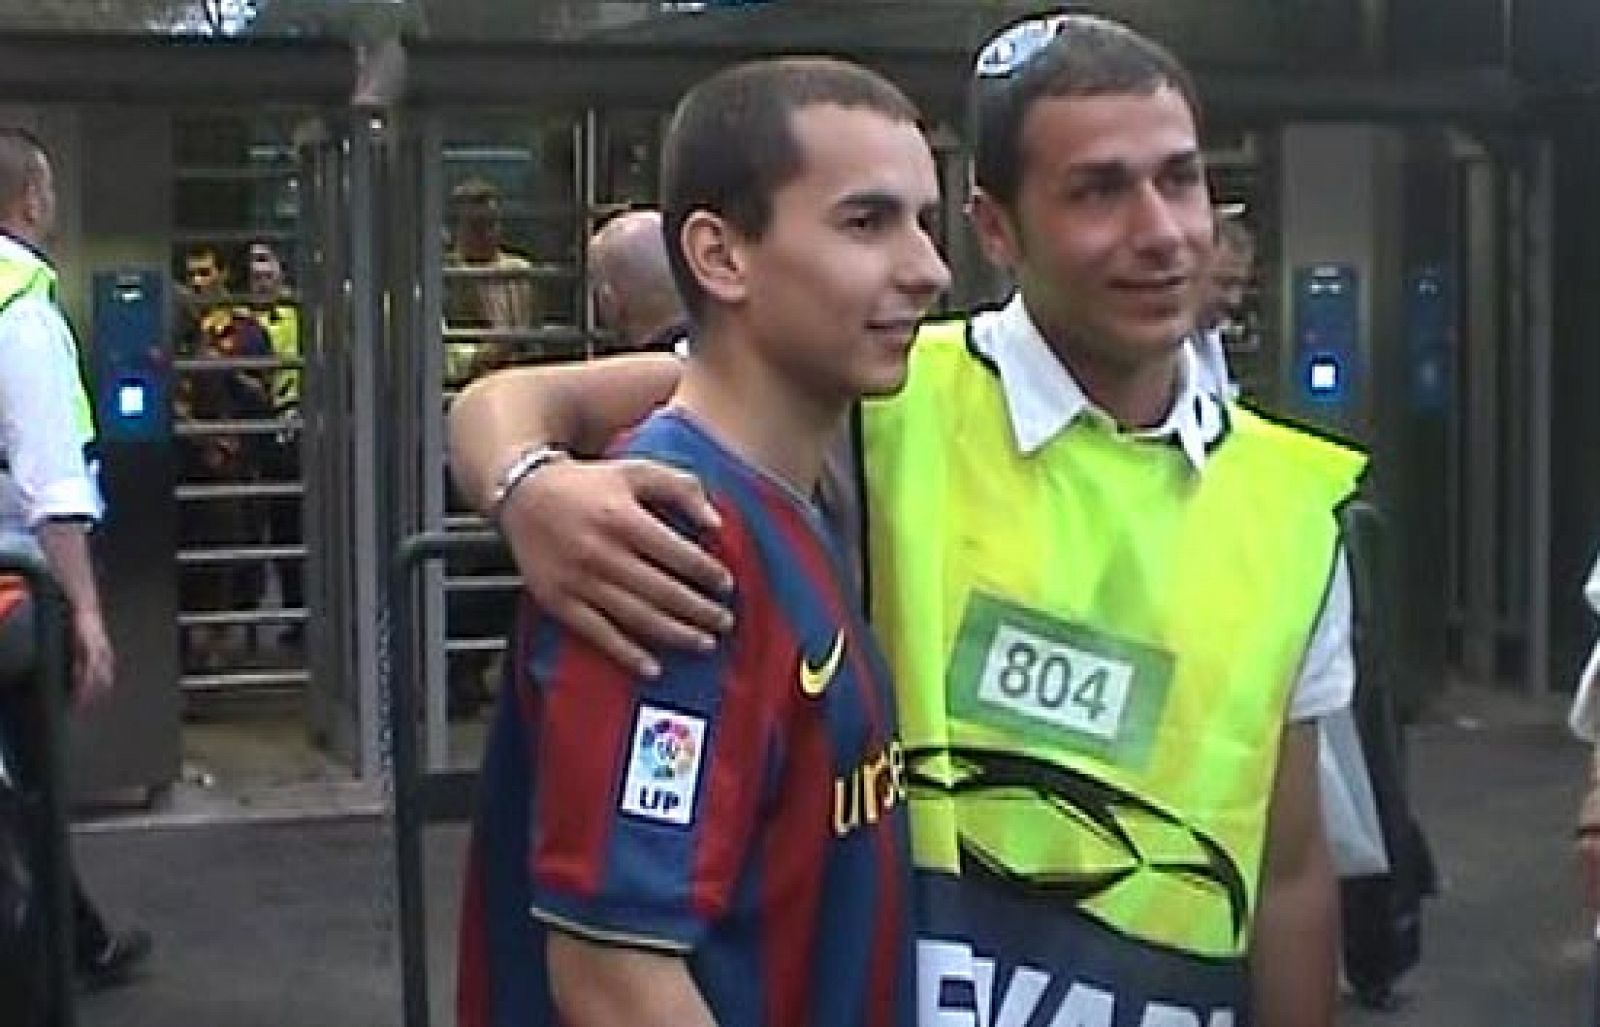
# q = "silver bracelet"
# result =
<box><xmin>488</xmin><ymin>444</ymin><xmax>568</xmax><ymax>526</ymax></box>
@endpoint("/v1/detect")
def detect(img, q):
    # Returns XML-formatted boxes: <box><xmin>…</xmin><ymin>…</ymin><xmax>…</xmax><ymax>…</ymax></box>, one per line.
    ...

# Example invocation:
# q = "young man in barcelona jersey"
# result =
<box><xmin>456</xmin><ymin>57</ymin><xmax>948</xmax><ymax>1027</ymax></box>
<box><xmin>450</xmin><ymin>14</ymin><xmax>1363</xmax><ymax>1027</ymax></box>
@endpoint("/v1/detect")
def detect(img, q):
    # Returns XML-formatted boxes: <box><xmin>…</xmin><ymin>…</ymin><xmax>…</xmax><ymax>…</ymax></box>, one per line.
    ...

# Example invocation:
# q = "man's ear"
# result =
<box><xmin>20</xmin><ymin>179</ymin><xmax>43</xmax><ymax>226</ymax></box>
<box><xmin>680</xmin><ymin>210</ymin><xmax>747</xmax><ymax>307</ymax></box>
<box><xmin>968</xmin><ymin>187</ymin><xmax>1025</xmax><ymax>272</ymax></box>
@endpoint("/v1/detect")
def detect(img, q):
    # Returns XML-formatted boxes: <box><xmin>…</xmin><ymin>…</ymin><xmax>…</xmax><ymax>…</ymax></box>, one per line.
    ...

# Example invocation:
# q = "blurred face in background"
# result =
<box><xmin>185</xmin><ymin>251</ymin><xmax>227</xmax><ymax>302</ymax></box>
<box><xmin>454</xmin><ymin>195</ymin><xmax>503</xmax><ymax>262</ymax></box>
<box><xmin>247</xmin><ymin>243</ymin><xmax>286</xmax><ymax>302</ymax></box>
<box><xmin>1201</xmin><ymin>230</ymin><xmax>1254</xmax><ymax>330</ymax></box>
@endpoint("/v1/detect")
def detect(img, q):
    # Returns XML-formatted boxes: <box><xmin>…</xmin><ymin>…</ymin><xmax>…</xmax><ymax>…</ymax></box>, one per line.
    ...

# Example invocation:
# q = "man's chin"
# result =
<box><xmin>853</xmin><ymin>361</ymin><xmax>912</xmax><ymax>400</ymax></box>
<box><xmin>1104</xmin><ymin>320</ymin><xmax>1191</xmax><ymax>360</ymax></box>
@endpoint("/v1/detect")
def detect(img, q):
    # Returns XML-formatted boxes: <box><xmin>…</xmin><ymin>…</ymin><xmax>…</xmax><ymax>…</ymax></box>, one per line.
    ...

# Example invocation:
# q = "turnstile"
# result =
<box><xmin>74</xmin><ymin>269</ymin><xmax>181</xmax><ymax>799</ymax></box>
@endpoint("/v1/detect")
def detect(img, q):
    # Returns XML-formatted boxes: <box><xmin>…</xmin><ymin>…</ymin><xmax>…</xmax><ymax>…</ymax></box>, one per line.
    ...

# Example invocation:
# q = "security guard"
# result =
<box><xmin>0</xmin><ymin>125</ymin><xmax>151</xmax><ymax>991</ymax></box>
<box><xmin>245</xmin><ymin>241</ymin><xmax>304</xmax><ymax>638</ymax></box>
<box><xmin>857</xmin><ymin>16</ymin><xmax>1361</xmax><ymax>1024</ymax></box>
<box><xmin>245</xmin><ymin>241</ymin><xmax>300</xmax><ymax>421</ymax></box>
<box><xmin>442</xmin><ymin>14</ymin><xmax>1360</xmax><ymax>1026</ymax></box>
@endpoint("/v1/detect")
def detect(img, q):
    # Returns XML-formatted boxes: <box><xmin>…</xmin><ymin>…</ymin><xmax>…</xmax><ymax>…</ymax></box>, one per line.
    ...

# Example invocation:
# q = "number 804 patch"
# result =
<box><xmin>947</xmin><ymin>592</ymin><xmax>1175</xmax><ymax>771</ymax></box>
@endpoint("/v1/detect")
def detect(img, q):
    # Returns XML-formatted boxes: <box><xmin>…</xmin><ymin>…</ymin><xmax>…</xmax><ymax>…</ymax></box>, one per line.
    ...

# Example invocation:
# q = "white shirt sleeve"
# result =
<box><xmin>1287</xmin><ymin>547</ymin><xmax>1354</xmax><ymax>722</ymax></box>
<box><xmin>0</xmin><ymin>297</ymin><xmax>103</xmax><ymax>526</ymax></box>
<box><xmin>1567</xmin><ymin>549</ymin><xmax>1600</xmax><ymax>741</ymax></box>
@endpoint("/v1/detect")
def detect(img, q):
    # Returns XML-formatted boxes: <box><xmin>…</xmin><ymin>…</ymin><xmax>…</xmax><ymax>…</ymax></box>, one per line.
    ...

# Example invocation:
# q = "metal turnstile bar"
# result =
<box><xmin>177</xmin><ymin>544</ymin><xmax>307</xmax><ymax>565</ymax></box>
<box><xmin>174</xmin><ymin>355</ymin><xmax>304</xmax><ymax>373</ymax></box>
<box><xmin>174</xmin><ymin>165</ymin><xmax>299</xmax><ymax>183</ymax></box>
<box><xmin>442</xmin><ymin>263</ymin><xmax>574</xmax><ymax>282</ymax></box>
<box><xmin>444</xmin><ymin>575</ymin><xmax>521</xmax><ymax>594</ymax></box>
<box><xmin>174</xmin><ymin>419</ymin><xmax>294</xmax><ymax>438</ymax></box>
<box><xmin>171</xmin><ymin>228</ymin><xmax>297</xmax><ymax>246</ymax></box>
<box><xmin>443</xmin><ymin>325</ymin><xmax>596</xmax><ymax>347</ymax></box>
<box><xmin>445</xmin><ymin>637</ymin><xmax>507</xmax><ymax>656</ymax></box>
<box><xmin>176</xmin><ymin>481</ymin><xmax>305</xmax><ymax>501</ymax></box>
<box><xmin>179</xmin><ymin>668</ymin><xmax>312</xmax><ymax>693</ymax></box>
<box><xmin>178</xmin><ymin>608</ymin><xmax>307</xmax><ymax>629</ymax></box>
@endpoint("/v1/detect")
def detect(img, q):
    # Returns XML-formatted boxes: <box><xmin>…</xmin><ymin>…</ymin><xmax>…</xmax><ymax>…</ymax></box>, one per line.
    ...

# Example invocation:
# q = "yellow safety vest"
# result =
<box><xmin>0</xmin><ymin>253</ymin><xmax>97</xmax><ymax>452</ymax></box>
<box><xmin>861</xmin><ymin>319</ymin><xmax>1365</xmax><ymax>1020</ymax></box>
<box><xmin>247</xmin><ymin>302</ymin><xmax>300</xmax><ymax>412</ymax></box>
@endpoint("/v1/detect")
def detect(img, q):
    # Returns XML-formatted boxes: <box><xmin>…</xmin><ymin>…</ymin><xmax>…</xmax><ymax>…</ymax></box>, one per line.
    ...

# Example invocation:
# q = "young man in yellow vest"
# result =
<box><xmin>244</xmin><ymin>240</ymin><xmax>306</xmax><ymax>644</ymax></box>
<box><xmin>446</xmin><ymin>14</ymin><xmax>1361</xmax><ymax>1025</ymax></box>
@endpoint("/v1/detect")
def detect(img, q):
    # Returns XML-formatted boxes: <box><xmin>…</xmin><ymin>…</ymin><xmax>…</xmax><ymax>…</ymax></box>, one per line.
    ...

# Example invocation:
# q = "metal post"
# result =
<box><xmin>388</xmin><ymin>533</ymin><xmax>429</xmax><ymax>1027</ymax></box>
<box><xmin>1525</xmin><ymin>140</ymin><xmax>1554</xmax><ymax>697</ymax></box>
<box><xmin>388</xmin><ymin>528</ymin><xmax>500</xmax><ymax>1027</ymax></box>
<box><xmin>418</xmin><ymin>114</ymin><xmax>449</xmax><ymax>772</ymax></box>
<box><xmin>349</xmin><ymin>112</ymin><xmax>387</xmax><ymax>776</ymax></box>
<box><xmin>579</xmin><ymin>109</ymin><xmax>599</xmax><ymax>348</ymax></box>
<box><xmin>1461</xmin><ymin>154</ymin><xmax>1501</xmax><ymax>683</ymax></box>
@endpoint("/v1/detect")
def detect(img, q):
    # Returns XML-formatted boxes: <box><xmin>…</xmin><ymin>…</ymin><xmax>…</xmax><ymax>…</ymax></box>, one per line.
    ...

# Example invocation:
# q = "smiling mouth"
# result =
<box><xmin>1112</xmin><ymin>275</ymin><xmax>1189</xmax><ymax>293</ymax></box>
<box><xmin>865</xmin><ymin>317</ymin><xmax>923</xmax><ymax>337</ymax></box>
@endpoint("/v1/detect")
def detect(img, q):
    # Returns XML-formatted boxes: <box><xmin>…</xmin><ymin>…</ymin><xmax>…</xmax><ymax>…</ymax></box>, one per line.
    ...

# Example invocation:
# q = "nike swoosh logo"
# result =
<box><xmin>799</xmin><ymin>630</ymin><xmax>846</xmax><ymax>699</ymax></box>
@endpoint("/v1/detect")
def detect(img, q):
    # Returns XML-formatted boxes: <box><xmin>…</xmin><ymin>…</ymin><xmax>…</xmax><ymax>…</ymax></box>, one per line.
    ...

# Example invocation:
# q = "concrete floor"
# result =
<box><xmin>70</xmin><ymin>684</ymin><xmax>1594</xmax><ymax>1027</ymax></box>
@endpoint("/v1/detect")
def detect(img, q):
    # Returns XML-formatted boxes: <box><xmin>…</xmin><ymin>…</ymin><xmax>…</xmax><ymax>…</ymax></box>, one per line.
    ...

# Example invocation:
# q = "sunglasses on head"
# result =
<box><xmin>974</xmin><ymin>12</ymin><xmax>1072</xmax><ymax>79</ymax></box>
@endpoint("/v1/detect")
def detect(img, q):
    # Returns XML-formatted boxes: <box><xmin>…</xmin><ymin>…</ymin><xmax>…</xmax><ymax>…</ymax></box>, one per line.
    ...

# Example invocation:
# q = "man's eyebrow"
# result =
<box><xmin>834</xmin><ymin>190</ymin><xmax>907</xmax><ymax>213</ymax></box>
<box><xmin>834</xmin><ymin>189</ymin><xmax>943</xmax><ymax>218</ymax></box>
<box><xmin>1162</xmin><ymin>148</ymin><xmax>1204</xmax><ymax>170</ymax></box>
<box><xmin>1063</xmin><ymin>148</ymin><xmax>1203</xmax><ymax>179</ymax></box>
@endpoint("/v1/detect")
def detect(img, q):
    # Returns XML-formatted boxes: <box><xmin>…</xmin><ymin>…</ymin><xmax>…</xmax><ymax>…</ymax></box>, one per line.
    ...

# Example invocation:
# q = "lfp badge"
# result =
<box><xmin>620</xmin><ymin>705</ymin><xmax>707</xmax><ymax>826</ymax></box>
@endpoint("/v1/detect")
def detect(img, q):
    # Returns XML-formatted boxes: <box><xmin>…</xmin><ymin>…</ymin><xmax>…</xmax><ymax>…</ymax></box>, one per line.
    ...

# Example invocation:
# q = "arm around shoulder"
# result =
<box><xmin>447</xmin><ymin>354</ymin><xmax>682</xmax><ymax>512</ymax></box>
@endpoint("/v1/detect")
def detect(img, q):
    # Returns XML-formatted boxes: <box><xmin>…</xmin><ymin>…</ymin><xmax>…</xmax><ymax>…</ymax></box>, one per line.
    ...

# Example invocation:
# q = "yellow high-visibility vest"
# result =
<box><xmin>0</xmin><ymin>254</ymin><xmax>96</xmax><ymax>451</ymax></box>
<box><xmin>862</xmin><ymin>318</ymin><xmax>1365</xmax><ymax>1016</ymax></box>
<box><xmin>248</xmin><ymin>302</ymin><xmax>300</xmax><ymax>412</ymax></box>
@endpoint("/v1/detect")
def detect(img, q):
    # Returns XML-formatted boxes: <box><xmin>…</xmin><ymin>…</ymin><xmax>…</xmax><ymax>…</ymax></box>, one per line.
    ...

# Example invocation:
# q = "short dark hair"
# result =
<box><xmin>0</xmin><ymin>127</ymin><xmax>46</xmax><ymax>213</ymax></box>
<box><xmin>660</xmin><ymin>56</ymin><xmax>921</xmax><ymax>318</ymax></box>
<box><xmin>972</xmin><ymin>13</ymin><xmax>1201</xmax><ymax>209</ymax></box>
<box><xmin>185</xmin><ymin>243</ymin><xmax>224</xmax><ymax>267</ymax></box>
<box><xmin>451</xmin><ymin>177</ymin><xmax>501</xmax><ymax>216</ymax></box>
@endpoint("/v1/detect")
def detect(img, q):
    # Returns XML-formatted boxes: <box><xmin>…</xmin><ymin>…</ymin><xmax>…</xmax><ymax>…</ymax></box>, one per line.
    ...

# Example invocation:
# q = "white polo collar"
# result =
<box><xmin>967</xmin><ymin>292</ymin><xmax>1226</xmax><ymax>473</ymax></box>
<box><xmin>0</xmin><ymin>233</ymin><xmax>49</xmax><ymax>272</ymax></box>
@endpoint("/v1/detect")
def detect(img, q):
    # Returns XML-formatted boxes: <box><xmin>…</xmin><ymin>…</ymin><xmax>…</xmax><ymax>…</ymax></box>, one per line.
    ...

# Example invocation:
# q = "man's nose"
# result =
<box><xmin>899</xmin><ymin>227</ymin><xmax>951</xmax><ymax>302</ymax></box>
<box><xmin>1128</xmin><ymin>181</ymin><xmax>1184</xmax><ymax>251</ymax></box>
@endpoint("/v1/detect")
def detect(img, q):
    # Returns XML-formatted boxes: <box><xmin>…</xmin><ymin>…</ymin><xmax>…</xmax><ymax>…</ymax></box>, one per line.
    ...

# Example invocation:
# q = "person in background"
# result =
<box><xmin>444</xmin><ymin>178</ymin><xmax>537</xmax><ymax>385</ymax></box>
<box><xmin>174</xmin><ymin>245</ymin><xmax>273</xmax><ymax>670</ymax></box>
<box><xmin>1194</xmin><ymin>212</ymin><xmax>1255</xmax><ymax>399</ymax></box>
<box><xmin>244</xmin><ymin>240</ymin><xmax>305</xmax><ymax>646</ymax></box>
<box><xmin>0</xmin><ymin>125</ymin><xmax>151</xmax><ymax>992</ymax></box>
<box><xmin>1569</xmin><ymin>547</ymin><xmax>1600</xmax><ymax>911</ymax></box>
<box><xmin>443</xmin><ymin>181</ymin><xmax>541</xmax><ymax>715</ymax></box>
<box><xmin>587</xmin><ymin>209</ymin><xmax>689</xmax><ymax>354</ymax></box>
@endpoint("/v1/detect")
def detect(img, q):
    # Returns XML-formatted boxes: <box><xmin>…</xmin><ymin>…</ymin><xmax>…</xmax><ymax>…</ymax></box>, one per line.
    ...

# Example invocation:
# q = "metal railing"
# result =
<box><xmin>386</xmin><ymin>528</ymin><xmax>503</xmax><ymax>1027</ymax></box>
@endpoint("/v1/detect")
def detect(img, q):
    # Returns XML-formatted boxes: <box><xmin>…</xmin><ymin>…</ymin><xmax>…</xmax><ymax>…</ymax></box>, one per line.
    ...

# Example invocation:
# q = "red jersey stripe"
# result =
<box><xmin>531</xmin><ymin>632</ymin><xmax>639</xmax><ymax>896</ymax></box>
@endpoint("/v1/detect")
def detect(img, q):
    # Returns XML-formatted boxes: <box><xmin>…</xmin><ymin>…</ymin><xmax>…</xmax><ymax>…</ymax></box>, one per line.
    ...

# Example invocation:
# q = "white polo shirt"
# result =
<box><xmin>1193</xmin><ymin>326</ymin><xmax>1240</xmax><ymax>401</ymax></box>
<box><xmin>967</xmin><ymin>295</ymin><xmax>1354</xmax><ymax>723</ymax></box>
<box><xmin>0</xmin><ymin>234</ymin><xmax>103</xmax><ymax>534</ymax></box>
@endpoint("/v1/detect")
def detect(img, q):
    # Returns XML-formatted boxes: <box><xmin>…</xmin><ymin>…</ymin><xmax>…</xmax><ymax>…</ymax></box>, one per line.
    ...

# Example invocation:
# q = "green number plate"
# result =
<box><xmin>948</xmin><ymin>591</ymin><xmax>1176</xmax><ymax>771</ymax></box>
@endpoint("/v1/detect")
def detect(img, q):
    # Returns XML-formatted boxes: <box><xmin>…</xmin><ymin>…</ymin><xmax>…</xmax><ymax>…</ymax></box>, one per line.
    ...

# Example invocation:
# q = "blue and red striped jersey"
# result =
<box><xmin>459</xmin><ymin>409</ymin><xmax>914</xmax><ymax>1027</ymax></box>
